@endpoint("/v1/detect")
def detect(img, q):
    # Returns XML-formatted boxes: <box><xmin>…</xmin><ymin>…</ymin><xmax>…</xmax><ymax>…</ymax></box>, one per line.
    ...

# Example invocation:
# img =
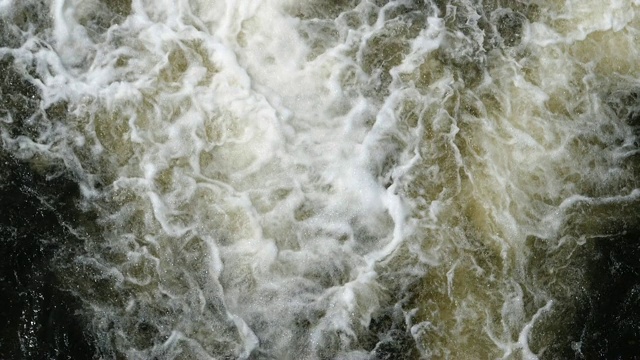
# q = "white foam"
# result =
<box><xmin>3</xmin><ymin>0</ymin><xmax>639</xmax><ymax>358</ymax></box>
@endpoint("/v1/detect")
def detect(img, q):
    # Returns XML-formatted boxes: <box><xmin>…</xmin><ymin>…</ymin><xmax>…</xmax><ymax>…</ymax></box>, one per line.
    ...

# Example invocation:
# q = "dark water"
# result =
<box><xmin>0</xmin><ymin>154</ymin><xmax>96</xmax><ymax>359</ymax></box>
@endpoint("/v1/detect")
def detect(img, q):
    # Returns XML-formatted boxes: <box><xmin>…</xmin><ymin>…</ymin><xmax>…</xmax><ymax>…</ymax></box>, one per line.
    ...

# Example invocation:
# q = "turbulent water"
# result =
<box><xmin>1</xmin><ymin>0</ymin><xmax>640</xmax><ymax>359</ymax></box>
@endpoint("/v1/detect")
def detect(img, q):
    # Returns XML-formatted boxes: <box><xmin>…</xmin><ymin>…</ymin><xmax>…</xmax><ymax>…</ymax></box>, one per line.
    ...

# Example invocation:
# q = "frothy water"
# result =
<box><xmin>1</xmin><ymin>0</ymin><xmax>640</xmax><ymax>358</ymax></box>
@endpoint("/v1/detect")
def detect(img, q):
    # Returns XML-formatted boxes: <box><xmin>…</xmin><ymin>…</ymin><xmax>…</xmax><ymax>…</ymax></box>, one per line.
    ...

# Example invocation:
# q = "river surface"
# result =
<box><xmin>1</xmin><ymin>0</ymin><xmax>640</xmax><ymax>359</ymax></box>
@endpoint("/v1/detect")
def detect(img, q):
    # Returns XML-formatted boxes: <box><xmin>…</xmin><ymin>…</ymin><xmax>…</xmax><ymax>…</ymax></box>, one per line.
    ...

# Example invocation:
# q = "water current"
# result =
<box><xmin>1</xmin><ymin>0</ymin><xmax>640</xmax><ymax>359</ymax></box>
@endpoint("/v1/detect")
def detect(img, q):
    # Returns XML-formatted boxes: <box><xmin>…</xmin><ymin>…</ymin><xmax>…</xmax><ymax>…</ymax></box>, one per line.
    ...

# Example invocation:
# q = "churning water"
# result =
<box><xmin>1</xmin><ymin>0</ymin><xmax>640</xmax><ymax>359</ymax></box>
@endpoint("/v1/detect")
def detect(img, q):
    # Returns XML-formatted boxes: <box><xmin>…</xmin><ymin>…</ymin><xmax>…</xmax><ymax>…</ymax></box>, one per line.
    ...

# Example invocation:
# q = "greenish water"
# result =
<box><xmin>1</xmin><ymin>0</ymin><xmax>639</xmax><ymax>359</ymax></box>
